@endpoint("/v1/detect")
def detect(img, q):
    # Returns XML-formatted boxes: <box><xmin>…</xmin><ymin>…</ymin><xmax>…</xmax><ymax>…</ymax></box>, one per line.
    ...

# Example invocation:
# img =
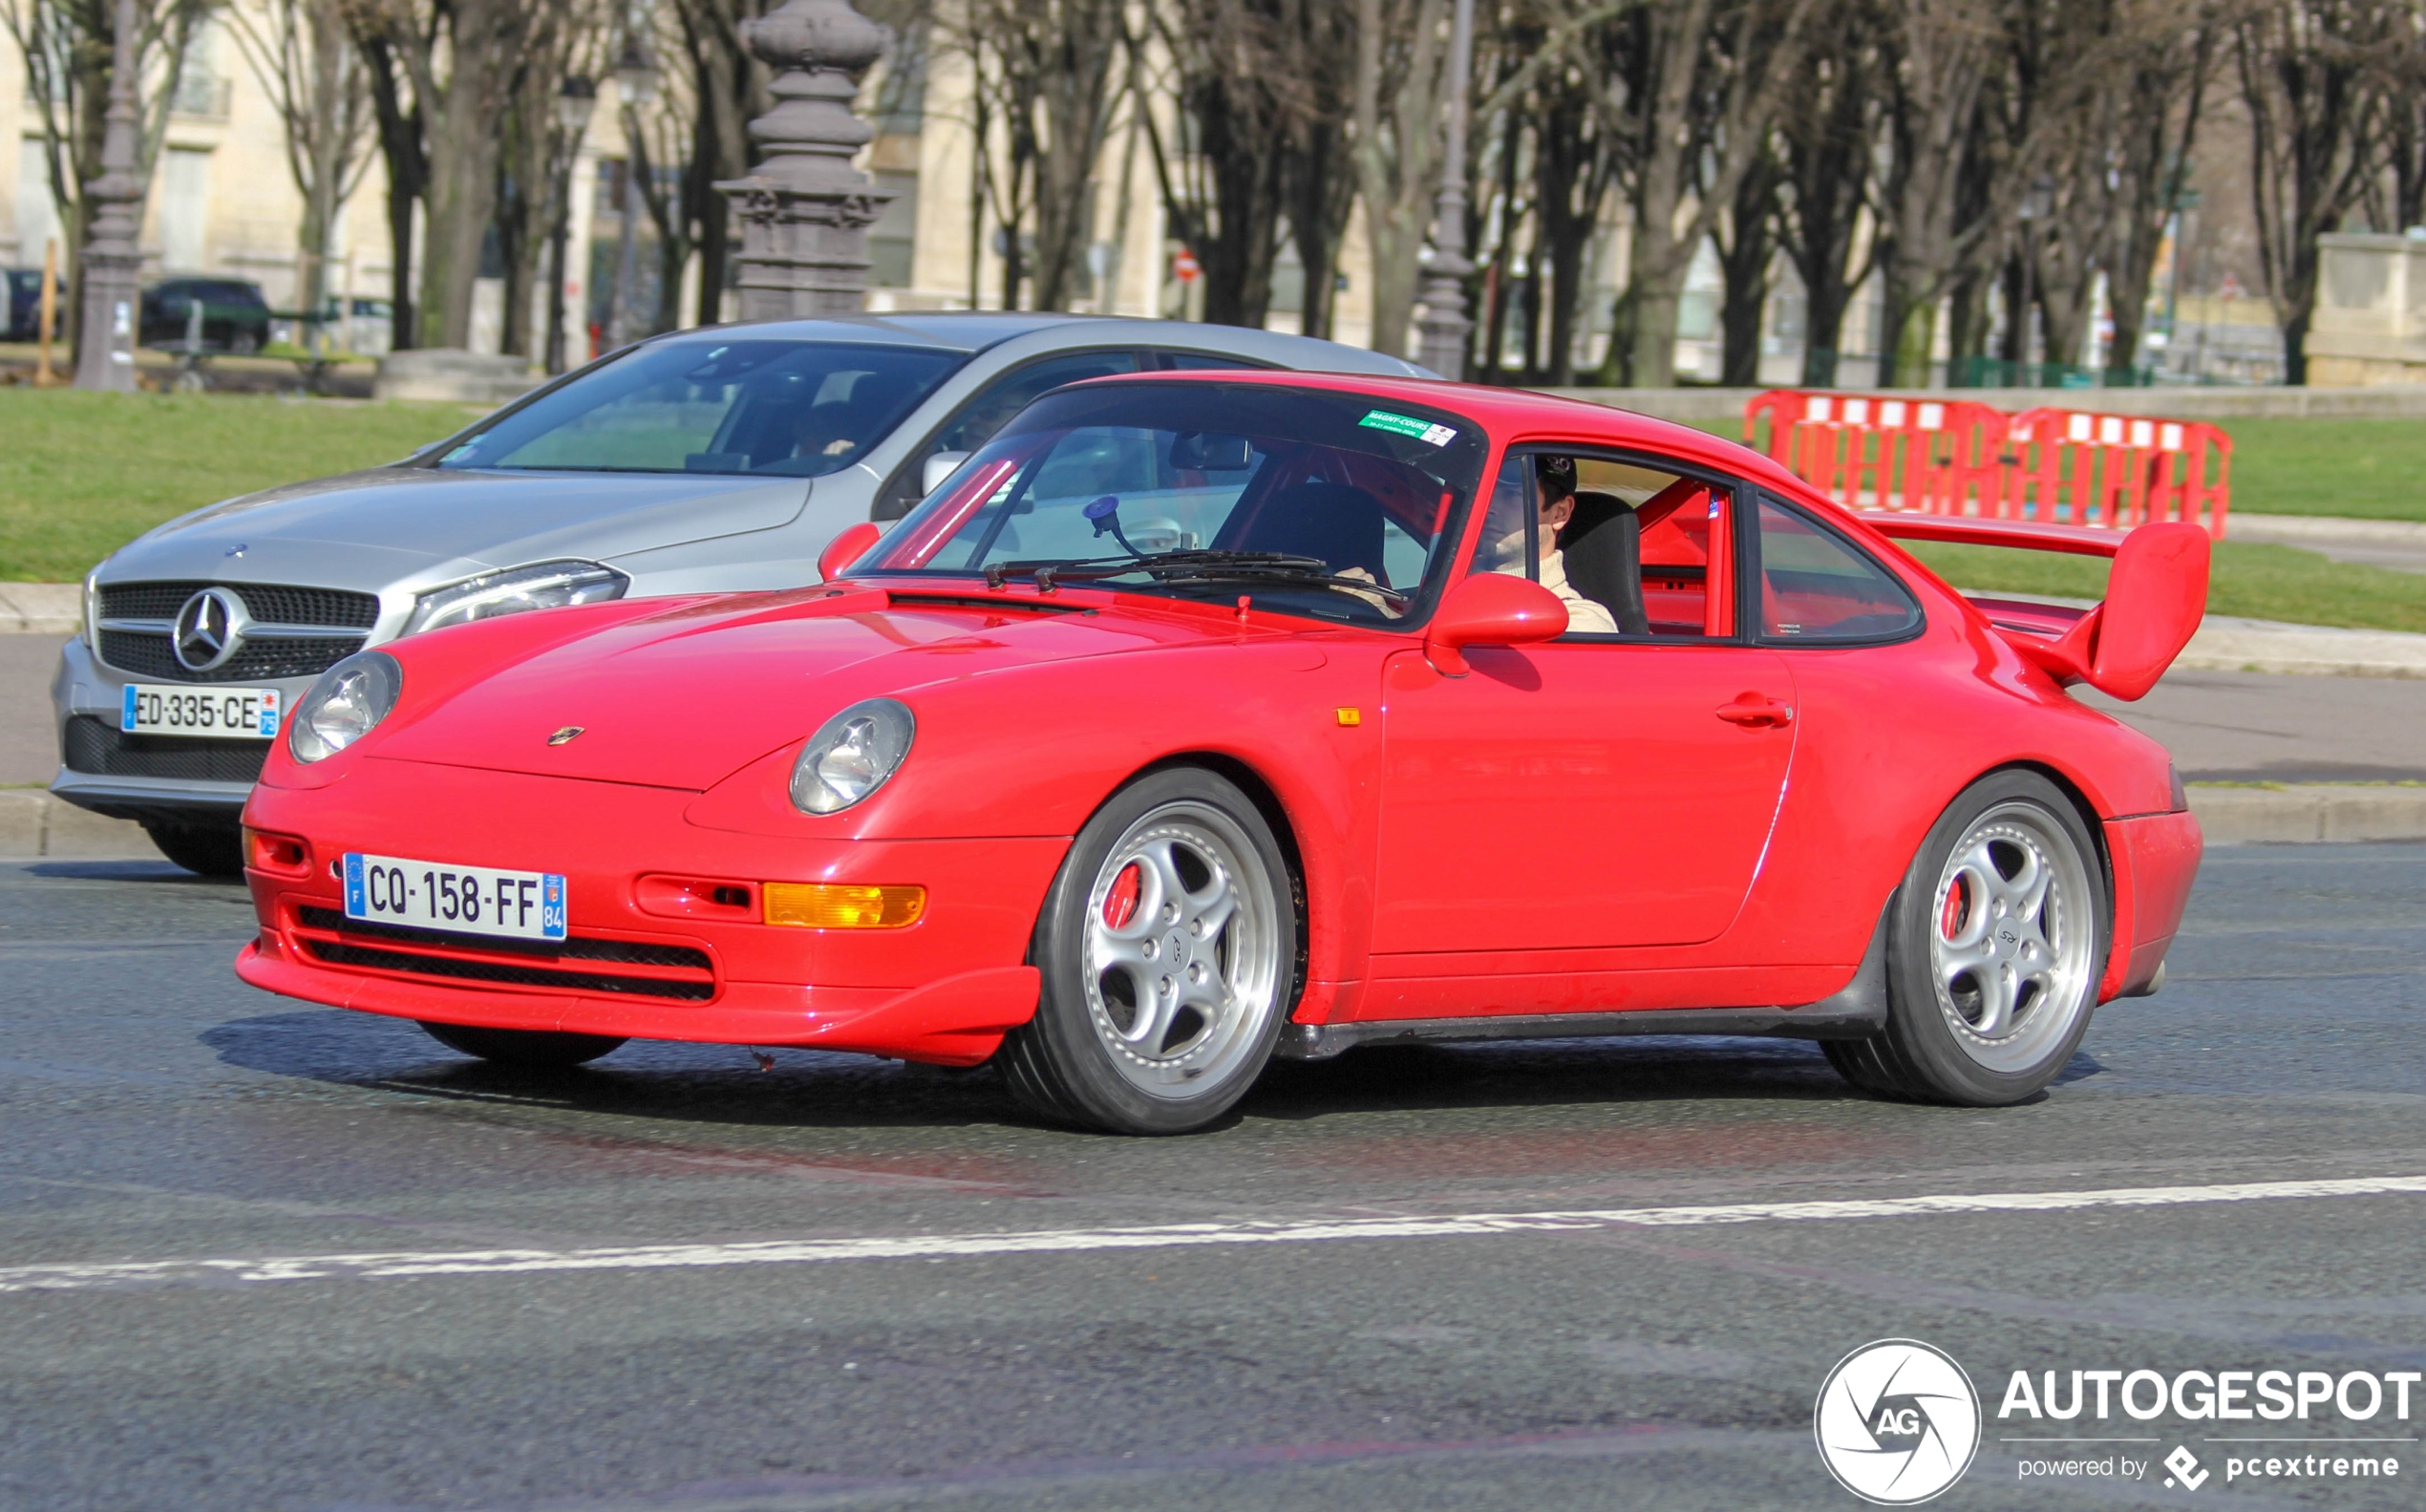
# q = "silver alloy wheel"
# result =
<box><xmin>1081</xmin><ymin>799</ymin><xmax>1283</xmax><ymax>1099</ymax></box>
<box><xmin>1927</xmin><ymin>800</ymin><xmax>2096</xmax><ymax>1074</ymax></box>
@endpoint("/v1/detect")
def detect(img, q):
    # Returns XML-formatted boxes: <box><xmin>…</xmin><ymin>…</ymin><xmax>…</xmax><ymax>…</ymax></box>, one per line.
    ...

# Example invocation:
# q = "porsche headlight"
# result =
<box><xmin>288</xmin><ymin>651</ymin><xmax>401</xmax><ymax>763</ymax></box>
<box><xmin>403</xmin><ymin>560</ymin><xmax>628</xmax><ymax>637</ymax></box>
<box><xmin>790</xmin><ymin>699</ymin><xmax>915</xmax><ymax>815</ymax></box>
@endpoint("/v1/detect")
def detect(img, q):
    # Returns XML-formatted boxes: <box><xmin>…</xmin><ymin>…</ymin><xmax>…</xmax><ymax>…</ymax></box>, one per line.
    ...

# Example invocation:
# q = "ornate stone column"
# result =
<box><xmin>715</xmin><ymin>0</ymin><xmax>894</xmax><ymax>320</ymax></box>
<box><xmin>74</xmin><ymin>0</ymin><xmax>143</xmax><ymax>391</ymax></box>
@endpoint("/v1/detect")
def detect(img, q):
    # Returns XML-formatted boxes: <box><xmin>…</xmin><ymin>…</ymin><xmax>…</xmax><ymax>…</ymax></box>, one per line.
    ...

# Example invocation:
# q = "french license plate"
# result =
<box><xmin>121</xmin><ymin>683</ymin><xmax>282</xmax><ymax>738</ymax></box>
<box><xmin>343</xmin><ymin>853</ymin><xmax>568</xmax><ymax>942</ymax></box>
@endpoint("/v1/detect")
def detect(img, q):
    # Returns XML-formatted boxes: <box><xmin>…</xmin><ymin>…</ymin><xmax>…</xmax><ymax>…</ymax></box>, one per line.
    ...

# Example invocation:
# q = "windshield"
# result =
<box><xmin>861</xmin><ymin>382</ymin><xmax>1488</xmax><ymax>628</ymax></box>
<box><xmin>433</xmin><ymin>339</ymin><xmax>965</xmax><ymax>477</ymax></box>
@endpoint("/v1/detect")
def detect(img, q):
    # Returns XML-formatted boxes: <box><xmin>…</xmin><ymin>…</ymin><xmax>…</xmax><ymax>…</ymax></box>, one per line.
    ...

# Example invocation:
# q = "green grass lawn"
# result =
<box><xmin>1901</xmin><ymin>540</ymin><xmax>2426</xmax><ymax>634</ymax></box>
<box><xmin>2215</xmin><ymin>417</ymin><xmax>2426</xmax><ymax>522</ymax></box>
<box><xmin>0</xmin><ymin>390</ymin><xmax>473</xmax><ymax>582</ymax></box>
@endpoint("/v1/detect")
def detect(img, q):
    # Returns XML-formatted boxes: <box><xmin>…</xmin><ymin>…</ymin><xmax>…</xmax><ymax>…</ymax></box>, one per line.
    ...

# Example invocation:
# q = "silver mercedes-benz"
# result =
<box><xmin>53</xmin><ymin>312</ymin><xmax>1428</xmax><ymax>873</ymax></box>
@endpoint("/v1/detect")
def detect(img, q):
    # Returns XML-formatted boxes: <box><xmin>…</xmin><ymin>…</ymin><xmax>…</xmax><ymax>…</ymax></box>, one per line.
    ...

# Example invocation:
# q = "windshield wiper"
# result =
<box><xmin>980</xmin><ymin>550</ymin><xmax>1406</xmax><ymax>607</ymax></box>
<box><xmin>981</xmin><ymin>549</ymin><xmax>1324</xmax><ymax>591</ymax></box>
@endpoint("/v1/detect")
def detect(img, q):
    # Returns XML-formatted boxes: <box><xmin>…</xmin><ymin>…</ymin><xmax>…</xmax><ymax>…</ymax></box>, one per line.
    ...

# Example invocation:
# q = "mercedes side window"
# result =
<box><xmin>876</xmin><ymin>350</ymin><xmax>1143</xmax><ymax>520</ymax></box>
<box><xmin>1754</xmin><ymin>498</ymin><xmax>1923</xmax><ymax>643</ymax></box>
<box><xmin>1154</xmin><ymin>351</ymin><xmax>1274</xmax><ymax>372</ymax></box>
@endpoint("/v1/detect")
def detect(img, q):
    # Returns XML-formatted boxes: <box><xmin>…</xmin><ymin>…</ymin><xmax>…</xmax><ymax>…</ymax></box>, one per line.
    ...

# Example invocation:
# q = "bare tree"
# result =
<box><xmin>6</xmin><ymin>0</ymin><xmax>214</xmax><ymax>347</ymax></box>
<box><xmin>1280</xmin><ymin>0</ymin><xmax>1358</xmax><ymax>340</ymax></box>
<box><xmin>1352</xmin><ymin>0</ymin><xmax>1452</xmax><ymax>357</ymax></box>
<box><xmin>228</xmin><ymin>0</ymin><xmax>377</xmax><ymax>320</ymax></box>
<box><xmin>2097</xmin><ymin>0</ymin><xmax>2216</xmax><ymax>376</ymax></box>
<box><xmin>942</xmin><ymin>0</ymin><xmax>1124</xmax><ymax>310</ymax></box>
<box><xmin>493</xmin><ymin>0</ymin><xmax>608</xmax><ymax>357</ymax></box>
<box><xmin>1712</xmin><ymin>145</ymin><xmax>1784</xmax><ymax>385</ymax></box>
<box><xmin>1139</xmin><ymin>0</ymin><xmax>1311</xmax><ymax>327</ymax></box>
<box><xmin>1566</xmin><ymin>0</ymin><xmax>1815</xmax><ymax>385</ymax></box>
<box><xmin>351</xmin><ymin>0</ymin><xmax>533</xmax><ymax>349</ymax></box>
<box><xmin>1775</xmin><ymin>9</ymin><xmax>1882</xmax><ymax>386</ymax></box>
<box><xmin>2237</xmin><ymin>0</ymin><xmax>2389</xmax><ymax>384</ymax></box>
<box><xmin>350</xmin><ymin>8</ymin><xmax>428</xmax><ymax>351</ymax></box>
<box><xmin>1873</xmin><ymin>0</ymin><xmax>1997</xmax><ymax>386</ymax></box>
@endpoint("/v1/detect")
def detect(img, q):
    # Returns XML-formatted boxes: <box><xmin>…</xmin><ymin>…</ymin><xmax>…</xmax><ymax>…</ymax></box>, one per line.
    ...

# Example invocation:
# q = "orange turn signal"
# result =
<box><xmin>242</xmin><ymin>826</ymin><xmax>310</xmax><ymax>877</ymax></box>
<box><xmin>762</xmin><ymin>883</ymin><xmax>926</xmax><ymax>929</ymax></box>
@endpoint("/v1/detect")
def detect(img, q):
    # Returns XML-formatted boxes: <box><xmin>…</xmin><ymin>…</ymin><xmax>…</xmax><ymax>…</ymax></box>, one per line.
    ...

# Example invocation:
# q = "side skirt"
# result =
<box><xmin>1277</xmin><ymin>891</ymin><xmax>1896</xmax><ymax>1061</ymax></box>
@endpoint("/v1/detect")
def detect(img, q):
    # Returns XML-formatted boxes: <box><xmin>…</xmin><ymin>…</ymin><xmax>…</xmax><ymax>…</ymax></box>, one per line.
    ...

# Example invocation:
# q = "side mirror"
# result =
<box><xmin>922</xmin><ymin>450</ymin><xmax>971</xmax><ymax>497</ymax></box>
<box><xmin>817</xmin><ymin>521</ymin><xmax>883</xmax><ymax>584</ymax></box>
<box><xmin>1423</xmin><ymin>571</ymin><xmax>1568</xmax><ymax>677</ymax></box>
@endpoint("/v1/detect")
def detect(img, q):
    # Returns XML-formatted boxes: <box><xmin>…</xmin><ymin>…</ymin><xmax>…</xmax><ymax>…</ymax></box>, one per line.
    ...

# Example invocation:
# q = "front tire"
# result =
<box><xmin>997</xmin><ymin>768</ymin><xmax>1297</xmax><ymax>1135</ymax></box>
<box><xmin>141</xmin><ymin>816</ymin><xmax>245</xmax><ymax>877</ymax></box>
<box><xmin>417</xmin><ymin>1021</ymin><xmax>627</xmax><ymax>1068</ymax></box>
<box><xmin>1826</xmin><ymin>771</ymin><xmax>2107</xmax><ymax>1106</ymax></box>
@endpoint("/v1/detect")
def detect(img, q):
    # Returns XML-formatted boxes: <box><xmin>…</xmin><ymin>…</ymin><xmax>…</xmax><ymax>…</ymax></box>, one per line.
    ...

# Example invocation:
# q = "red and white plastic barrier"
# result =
<box><xmin>1743</xmin><ymin>390</ymin><xmax>2231</xmax><ymax>539</ymax></box>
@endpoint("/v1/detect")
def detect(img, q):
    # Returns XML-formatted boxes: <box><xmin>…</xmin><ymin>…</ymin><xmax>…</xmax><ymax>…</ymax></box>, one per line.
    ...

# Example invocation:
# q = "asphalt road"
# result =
<box><xmin>3</xmin><ymin>844</ymin><xmax>2422</xmax><ymax>1511</ymax></box>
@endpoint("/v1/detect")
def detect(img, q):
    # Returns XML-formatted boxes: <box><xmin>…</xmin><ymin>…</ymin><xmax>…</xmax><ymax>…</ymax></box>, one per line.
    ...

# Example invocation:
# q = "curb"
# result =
<box><xmin>0</xmin><ymin>584</ymin><xmax>77</xmax><ymax>635</ymax></box>
<box><xmin>0</xmin><ymin>791</ymin><xmax>161</xmax><ymax>860</ymax></box>
<box><xmin>2174</xmin><ymin>615</ymin><xmax>2426</xmax><ymax>679</ymax></box>
<box><xmin>2186</xmin><ymin>784</ymin><xmax>2426</xmax><ymax>845</ymax></box>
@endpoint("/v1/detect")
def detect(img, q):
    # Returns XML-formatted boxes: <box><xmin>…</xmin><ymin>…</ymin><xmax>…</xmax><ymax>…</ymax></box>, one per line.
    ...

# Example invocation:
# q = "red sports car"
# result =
<box><xmin>236</xmin><ymin>372</ymin><xmax>2207</xmax><ymax>1134</ymax></box>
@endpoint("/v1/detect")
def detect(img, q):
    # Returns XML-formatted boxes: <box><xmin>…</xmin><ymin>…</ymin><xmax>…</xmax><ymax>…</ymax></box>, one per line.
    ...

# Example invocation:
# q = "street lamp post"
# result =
<box><xmin>608</xmin><ymin>41</ymin><xmax>660</xmax><ymax>349</ymax></box>
<box><xmin>74</xmin><ymin>0</ymin><xmax>143</xmax><ymax>391</ymax></box>
<box><xmin>547</xmin><ymin>75</ymin><xmax>597</xmax><ymax>374</ymax></box>
<box><xmin>715</xmin><ymin>0</ymin><xmax>894</xmax><ymax>318</ymax></box>
<box><xmin>2015</xmin><ymin>174</ymin><xmax>2054</xmax><ymax>386</ymax></box>
<box><xmin>1412</xmin><ymin>0</ymin><xmax>1477</xmax><ymax>379</ymax></box>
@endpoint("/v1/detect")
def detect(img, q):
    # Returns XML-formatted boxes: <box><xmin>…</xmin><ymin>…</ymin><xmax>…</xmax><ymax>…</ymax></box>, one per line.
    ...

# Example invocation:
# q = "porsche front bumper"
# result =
<box><xmin>237</xmin><ymin>757</ymin><xmax>1064</xmax><ymax>1064</ymax></box>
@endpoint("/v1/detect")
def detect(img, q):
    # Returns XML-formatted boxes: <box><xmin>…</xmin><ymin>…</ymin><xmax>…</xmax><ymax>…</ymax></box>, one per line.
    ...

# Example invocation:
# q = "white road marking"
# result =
<box><xmin>4</xmin><ymin>1173</ymin><xmax>2420</xmax><ymax>1296</ymax></box>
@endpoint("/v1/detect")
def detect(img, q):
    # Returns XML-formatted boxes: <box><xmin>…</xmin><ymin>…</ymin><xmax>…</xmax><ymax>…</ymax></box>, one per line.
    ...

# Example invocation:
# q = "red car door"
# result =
<box><xmin>1370</xmin><ymin>454</ymin><xmax>1798</xmax><ymax>955</ymax></box>
<box><xmin>1372</xmin><ymin>641</ymin><xmax>1797</xmax><ymax>952</ymax></box>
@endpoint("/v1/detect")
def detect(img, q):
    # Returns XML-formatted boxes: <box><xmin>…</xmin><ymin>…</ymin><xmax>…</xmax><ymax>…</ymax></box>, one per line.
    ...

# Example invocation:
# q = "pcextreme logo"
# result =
<box><xmin>1815</xmin><ymin>1339</ymin><xmax>1983</xmax><ymax>1504</ymax></box>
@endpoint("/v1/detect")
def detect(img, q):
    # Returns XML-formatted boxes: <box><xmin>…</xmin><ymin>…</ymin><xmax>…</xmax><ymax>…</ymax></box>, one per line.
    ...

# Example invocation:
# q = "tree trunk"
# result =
<box><xmin>415</xmin><ymin>8</ymin><xmax>513</xmax><ymax>351</ymax></box>
<box><xmin>1716</xmin><ymin>160</ymin><xmax>1780</xmax><ymax>387</ymax></box>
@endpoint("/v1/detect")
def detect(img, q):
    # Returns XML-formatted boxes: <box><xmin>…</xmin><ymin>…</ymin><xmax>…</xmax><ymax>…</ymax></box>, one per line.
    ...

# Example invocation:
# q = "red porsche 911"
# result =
<box><xmin>235</xmin><ymin>372</ymin><xmax>2207</xmax><ymax>1134</ymax></box>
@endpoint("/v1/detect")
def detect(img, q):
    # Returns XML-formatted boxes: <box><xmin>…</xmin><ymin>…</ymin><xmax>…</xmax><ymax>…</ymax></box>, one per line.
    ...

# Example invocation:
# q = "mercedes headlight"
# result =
<box><xmin>790</xmin><ymin>699</ymin><xmax>915</xmax><ymax>815</ymax></box>
<box><xmin>403</xmin><ymin>560</ymin><xmax>628</xmax><ymax>636</ymax></box>
<box><xmin>288</xmin><ymin>651</ymin><xmax>401</xmax><ymax>763</ymax></box>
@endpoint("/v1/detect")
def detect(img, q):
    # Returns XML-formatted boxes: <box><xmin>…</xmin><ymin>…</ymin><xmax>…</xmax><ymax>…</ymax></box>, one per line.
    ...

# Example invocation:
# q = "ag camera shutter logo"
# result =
<box><xmin>1815</xmin><ymin>1339</ymin><xmax>1982</xmax><ymax>1503</ymax></box>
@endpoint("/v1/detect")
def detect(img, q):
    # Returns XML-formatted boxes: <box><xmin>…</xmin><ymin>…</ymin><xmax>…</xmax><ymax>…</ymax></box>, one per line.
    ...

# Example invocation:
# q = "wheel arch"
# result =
<box><xmin>1965</xmin><ymin>758</ymin><xmax>2117</xmax><ymax>927</ymax></box>
<box><xmin>1105</xmin><ymin>751</ymin><xmax>1312</xmax><ymax>1016</ymax></box>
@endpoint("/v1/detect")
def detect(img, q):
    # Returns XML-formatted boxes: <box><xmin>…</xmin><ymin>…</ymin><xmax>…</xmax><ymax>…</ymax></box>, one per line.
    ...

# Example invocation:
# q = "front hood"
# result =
<box><xmin>102</xmin><ymin>468</ymin><xmax>812</xmax><ymax>591</ymax></box>
<box><xmin>370</xmin><ymin>588</ymin><xmax>1251</xmax><ymax>790</ymax></box>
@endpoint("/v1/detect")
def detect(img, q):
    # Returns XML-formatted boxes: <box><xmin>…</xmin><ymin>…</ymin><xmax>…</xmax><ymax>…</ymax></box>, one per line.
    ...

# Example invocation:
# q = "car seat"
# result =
<box><xmin>1234</xmin><ymin>480</ymin><xmax>1388</xmax><ymax>579</ymax></box>
<box><xmin>1557</xmin><ymin>489</ymin><xmax>1650</xmax><ymax>633</ymax></box>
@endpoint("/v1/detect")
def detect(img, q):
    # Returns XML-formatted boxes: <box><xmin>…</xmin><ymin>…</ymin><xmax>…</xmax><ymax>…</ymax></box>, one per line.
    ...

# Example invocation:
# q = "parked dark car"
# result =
<box><xmin>5</xmin><ymin>268</ymin><xmax>45</xmax><ymax>340</ymax></box>
<box><xmin>140</xmin><ymin>278</ymin><xmax>271</xmax><ymax>353</ymax></box>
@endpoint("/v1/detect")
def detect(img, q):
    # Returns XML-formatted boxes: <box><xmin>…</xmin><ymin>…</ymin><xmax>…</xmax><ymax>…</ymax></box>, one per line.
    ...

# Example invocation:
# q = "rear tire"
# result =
<box><xmin>417</xmin><ymin>1021</ymin><xmax>627</xmax><ymax>1068</ymax></box>
<box><xmin>142</xmin><ymin>816</ymin><xmax>245</xmax><ymax>878</ymax></box>
<box><xmin>1828</xmin><ymin>770</ymin><xmax>2107</xmax><ymax>1106</ymax></box>
<box><xmin>997</xmin><ymin>768</ymin><xmax>1297</xmax><ymax>1135</ymax></box>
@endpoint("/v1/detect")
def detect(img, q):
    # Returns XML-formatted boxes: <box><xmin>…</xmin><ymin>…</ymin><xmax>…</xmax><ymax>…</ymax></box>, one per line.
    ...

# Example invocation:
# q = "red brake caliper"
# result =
<box><xmin>1102</xmin><ymin>862</ymin><xmax>1141</xmax><ymax>930</ymax></box>
<box><xmin>1940</xmin><ymin>875</ymin><xmax>1969</xmax><ymax>940</ymax></box>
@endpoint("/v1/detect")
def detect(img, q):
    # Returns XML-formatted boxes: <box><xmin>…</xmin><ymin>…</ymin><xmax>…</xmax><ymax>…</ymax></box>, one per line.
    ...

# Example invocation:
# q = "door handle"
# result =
<box><xmin>1715</xmin><ymin>692</ymin><xmax>1794</xmax><ymax>728</ymax></box>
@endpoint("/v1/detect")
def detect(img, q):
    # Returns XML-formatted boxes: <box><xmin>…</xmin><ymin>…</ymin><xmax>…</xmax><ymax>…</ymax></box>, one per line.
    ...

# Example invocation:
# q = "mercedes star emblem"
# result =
<box><xmin>547</xmin><ymin>726</ymin><xmax>585</xmax><ymax>745</ymax></box>
<box><xmin>172</xmin><ymin>587</ymin><xmax>250</xmax><ymax>672</ymax></box>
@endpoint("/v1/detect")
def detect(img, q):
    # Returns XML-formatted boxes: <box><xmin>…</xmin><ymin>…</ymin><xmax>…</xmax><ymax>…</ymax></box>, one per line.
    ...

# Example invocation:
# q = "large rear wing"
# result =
<box><xmin>1856</xmin><ymin>513</ymin><xmax>2211</xmax><ymax>701</ymax></box>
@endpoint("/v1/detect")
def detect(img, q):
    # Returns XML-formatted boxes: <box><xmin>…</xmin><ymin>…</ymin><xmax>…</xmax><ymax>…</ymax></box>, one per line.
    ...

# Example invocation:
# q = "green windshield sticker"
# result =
<box><xmin>1358</xmin><ymin>409</ymin><xmax>1457</xmax><ymax>447</ymax></box>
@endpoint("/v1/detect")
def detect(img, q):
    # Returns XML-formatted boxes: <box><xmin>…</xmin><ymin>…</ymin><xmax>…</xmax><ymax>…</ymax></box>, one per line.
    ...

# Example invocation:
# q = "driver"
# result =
<box><xmin>1486</xmin><ymin>456</ymin><xmax>1616</xmax><ymax>634</ymax></box>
